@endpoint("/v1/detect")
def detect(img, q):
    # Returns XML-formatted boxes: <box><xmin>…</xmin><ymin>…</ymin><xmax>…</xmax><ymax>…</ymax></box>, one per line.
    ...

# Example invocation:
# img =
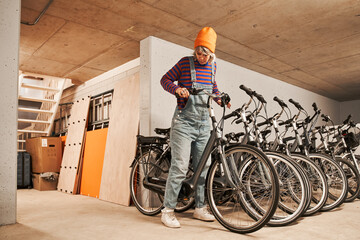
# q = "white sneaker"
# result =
<box><xmin>193</xmin><ymin>207</ymin><xmax>215</xmax><ymax>222</ymax></box>
<box><xmin>161</xmin><ymin>208</ymin><xmax>180</xmax><ymax>228</ymax></box>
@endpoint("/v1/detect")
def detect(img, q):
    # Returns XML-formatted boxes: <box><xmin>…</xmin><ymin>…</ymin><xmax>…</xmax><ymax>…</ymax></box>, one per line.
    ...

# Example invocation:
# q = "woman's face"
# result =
<box><xmin>196</xmin><ymin>50</ymin><xmax>210</xmax><ymax>65</ymax></box>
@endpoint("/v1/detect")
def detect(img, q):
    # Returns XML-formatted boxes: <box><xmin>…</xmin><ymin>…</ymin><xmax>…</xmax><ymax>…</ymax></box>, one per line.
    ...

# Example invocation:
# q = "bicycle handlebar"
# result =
<box><xmin>239</xmin><ymin>84</ymin><xmax>254</xmax><ymax>96</ymax></box>
<box><xmin>235</xmin><ymin>113</ymin><xmax>253</xmax><ymax>124</ymax></box>
<box><xmin>186</xmin><ymin>88</ymin><xmax>230</xmax><ymax>103</ymax></box>
<box><xmin>278</xmin><ymin>117</ymin><xmax>294</xmax><ymax>126</ymax></box>
<box><xmin>253</xmin><ymin>91</ymin><xmax>267</xmax><ymax>103</ymax></box>
<box><xmin>321</xmin><ymin>114</ymin><xmax>331</xmax><ymax>122</ymax></box>
<box><xmin>257</xmin><ymin>118</ymin><xmax>271</xmax><ymax>127</ymax></box>
<box><xmin>312</xmin><ymin>103</ymin><xmax>318</xmax><ymax>112</ymax></box>
<box><xmin>289</xmin><ymin>98</ymin><xmax>303</xmax><ymax>110</ymax></box>
<box><xmin>343</xmin><ymin>114</ymin><xmax>352</xmax><ymax>125</ymax></box>
<box><xmin>224</xmin><ymin>107</ymin><xmax>241</xmax><ymax>120</ymax></box>
<box><xmin>273</xmin><ymin>96</ymin><xmax>288</xmax><ymax>108</ymax></box>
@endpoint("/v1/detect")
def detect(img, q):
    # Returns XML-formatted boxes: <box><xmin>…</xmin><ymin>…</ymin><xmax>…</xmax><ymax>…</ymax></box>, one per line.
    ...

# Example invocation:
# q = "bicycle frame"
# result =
<box><xmin>139</xmin><ymin>90</ymin><xmax>241</xmax><ymax>198</ymax></box>
<box><xmin>182</xmin><ymin>91</ymin><xmax>242</xmax><ymax>193</ymax></box>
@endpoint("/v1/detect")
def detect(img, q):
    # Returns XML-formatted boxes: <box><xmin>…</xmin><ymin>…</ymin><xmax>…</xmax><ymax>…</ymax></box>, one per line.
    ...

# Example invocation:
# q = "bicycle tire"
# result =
<box><xmin>130</xmin><ymin>148</ymin><xmax>166</xmax><ymax>216</ymax></box>
<box><xmin>308</xmin><ymin>153</ymin><xmax>348</xmax><ymax>211</ymax></box>
<box><xmin>291</xmin><ymin>153</ymin><xmax>329</xmax><ymax>216</ymax></box>
<box><xmin>336</xmin><ymin>157</ymin><xmax>360</xmax><ymax>202</ymax></box>
<box><xmin>206</xmin><ymin>144</ymin><xmax>279</xmax><ymax>234</ymax></box>
<box><xmin>356</xmin><ymin>155</ymin><xmax>360</xmax><ymax>199</ymax></box>
<box><xmin>130</xmin><ymin>148</ymin><xmax>196</xmax><ymax>215</ymax></box>
<box><xmin>264</xmin><ymin>152</ymin><xmax>309</xmax><ymax>226</ymax></box>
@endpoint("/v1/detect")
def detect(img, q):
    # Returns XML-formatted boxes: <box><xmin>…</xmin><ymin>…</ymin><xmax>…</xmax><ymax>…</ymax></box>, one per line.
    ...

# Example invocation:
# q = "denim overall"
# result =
<box><xmin>163</xmin><ymin>57</ymin><xmax>214</xmax><ymax>209</ymax></box>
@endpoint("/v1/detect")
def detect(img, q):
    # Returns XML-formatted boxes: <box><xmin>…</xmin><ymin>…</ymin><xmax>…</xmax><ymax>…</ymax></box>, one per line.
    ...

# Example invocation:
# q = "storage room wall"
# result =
<box><xmin>340</xmin><ymin>100</ymin><xmax>360</xmax><ymax>123</ymax></box>
<box><xmin>140</xmin><ymin>36</ymin><xmax>341</xmax><ymax>136</ymax></box>
<box><xmin>341</xmin><ymin>100</ymin><xmax>360</xmax><ymax>155</ymax></box>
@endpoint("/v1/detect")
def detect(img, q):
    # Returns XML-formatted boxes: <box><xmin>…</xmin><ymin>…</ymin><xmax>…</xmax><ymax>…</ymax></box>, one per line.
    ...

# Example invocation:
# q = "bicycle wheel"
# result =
<box><xmin>336</xmin><ymin>157</ymin><xmax>360</xmax><ymax>202</ymax></box>
<box><xmin>355</xmin><ymin>155</ymin><xmax>360</xmax><ymax>199</ymax></box>
<box><xmin>206</xmin><ymin>144</ymin><xmax>279</xmax><ymax>234</ymax></box>
<box><xmin>308</xmin><ymin>153</ymin><xmax>348</xmax><ymax>211</ymax></box>
<box><xmin>264</xmin><ymin>152</ymin><xmax>309</xmax><ymax>226</ymax></box>
<box><xmin>291</xmin><ymin>154</ymin><xmax>328</xmax><ymax>216</ymax></box>
<box><xmin>130</xmin><ymin>148</ymin><xmax>167</xmax><ymax>216</ymax></box>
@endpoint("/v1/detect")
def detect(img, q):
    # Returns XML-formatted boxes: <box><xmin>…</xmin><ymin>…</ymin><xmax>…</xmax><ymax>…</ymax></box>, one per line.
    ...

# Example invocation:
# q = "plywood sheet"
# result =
<box><xmin>80</xmin><ymin>128</ymin><xmax>108</xmax><ymax>198</ymax></box>
<box><xmin>57</xmin><ymin>96</ymin><xmax>91</xmax><ymax>194</ymax></box>
<box><xmin>99</xmin><ymin>73</ymin><xmax>139</xmax><ymax>206</ymax></box>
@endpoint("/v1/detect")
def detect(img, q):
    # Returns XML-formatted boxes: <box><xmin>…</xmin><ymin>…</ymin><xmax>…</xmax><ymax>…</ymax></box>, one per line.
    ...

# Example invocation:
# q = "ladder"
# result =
<box><xmin>17</xmin><ymin>72</ymin><xmax>69</xmax><ymax>152</ymax></box>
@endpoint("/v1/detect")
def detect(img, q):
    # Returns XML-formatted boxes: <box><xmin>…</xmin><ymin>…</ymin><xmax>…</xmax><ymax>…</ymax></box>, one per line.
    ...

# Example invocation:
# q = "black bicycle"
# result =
<box><xmin>131</xmin><ymin>127</ymin><xmax>196</xmax><ymax>213</ymax></box>
<box><xmin>130</xmin><ymin>88</ymin><xmax>280</xmax><ymax>233</ymax></box>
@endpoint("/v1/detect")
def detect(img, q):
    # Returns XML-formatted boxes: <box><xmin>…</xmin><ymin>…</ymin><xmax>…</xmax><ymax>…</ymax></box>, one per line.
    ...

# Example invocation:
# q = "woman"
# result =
<box><xmin>160</xmin><ymin>27</ymin><xmax>230</xmax><ymax>228</ymax></box>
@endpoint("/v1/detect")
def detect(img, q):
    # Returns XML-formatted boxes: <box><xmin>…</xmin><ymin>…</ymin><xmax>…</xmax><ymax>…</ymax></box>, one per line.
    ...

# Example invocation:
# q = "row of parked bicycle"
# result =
<box><xmin>129</xmin><ymin>84</ymin><xmax>360</xmax><ymax>234</ymax></box>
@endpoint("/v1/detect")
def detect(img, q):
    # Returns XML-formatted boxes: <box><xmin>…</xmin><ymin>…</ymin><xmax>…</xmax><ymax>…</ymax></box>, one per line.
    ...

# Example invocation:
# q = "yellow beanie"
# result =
<box><xmin>194</xmin><ymin>27</ymin><xmax>217</xmax><ymax>53</ymax></box>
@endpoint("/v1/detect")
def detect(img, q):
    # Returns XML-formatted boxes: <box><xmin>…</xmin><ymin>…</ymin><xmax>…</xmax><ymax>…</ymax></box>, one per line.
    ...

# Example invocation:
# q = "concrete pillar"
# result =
<box><xmin>139</xmin><ymin>36</ymin><xmax>192</xmax><ymax>136</ymax></box>
<box><xmin>0</xmin><ymin>0</ymin><xmax>20</xmax><ymax>226</ymax></box>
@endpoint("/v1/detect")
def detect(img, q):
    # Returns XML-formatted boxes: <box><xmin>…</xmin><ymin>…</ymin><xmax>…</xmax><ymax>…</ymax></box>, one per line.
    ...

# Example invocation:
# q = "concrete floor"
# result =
<box><xmin>1</xmin><ymin>190</ymin><xmax>360</xmax><ymax>240</ymax></box>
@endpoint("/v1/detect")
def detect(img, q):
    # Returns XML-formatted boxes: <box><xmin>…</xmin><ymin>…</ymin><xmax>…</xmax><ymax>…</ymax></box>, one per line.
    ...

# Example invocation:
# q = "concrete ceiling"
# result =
<box><xmin>20</xmin><ymin>0</ymin><xmax>360</xmax><ymax>101</ymax></box>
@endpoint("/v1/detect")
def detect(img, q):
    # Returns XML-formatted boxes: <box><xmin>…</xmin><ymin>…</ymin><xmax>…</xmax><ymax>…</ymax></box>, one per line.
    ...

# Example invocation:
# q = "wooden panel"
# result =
<box><xmin>99</xmin><ymin>73</ymin><xmax>139</xmax><ymax>206</ymax></box>
<box><xmin>57</xmin><ymin>96</ymin><xmax>91</xmax><ymax>194</ymax></box>
<box><xmin>80</xmin><ymin>128</ymin><xmax>108</xmax><ymax>198</ymax></box>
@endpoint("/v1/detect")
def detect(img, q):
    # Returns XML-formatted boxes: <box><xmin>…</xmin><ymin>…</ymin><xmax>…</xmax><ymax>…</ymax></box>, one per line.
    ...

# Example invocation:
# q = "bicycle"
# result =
<box><xmin>280</xmin><ymin>99</ymin><xmax>348</xmax><ymax>211</ymax></box>
<box><xmin>131</xmin><ymin>127</ymin><xmax>195</xmax><ymax>214</ymax></box>
<box><xmin>254</xmin><ymin>96</ymin><xmax>329</xmax><ymax>216</ymax></box>
<box><xmin>311</xmin><ymin>114</ymin><xmax>360</xmax><ymax>202</ymax></box>
<box><xmin>224</xmin><ymin>85</ymin><xmax>310</xmax><ymax>226</ymax></box>
<box><xmin>130</xmin><ymin>87</ymin><xmax>280</xmax><ymax>233</ymax></box>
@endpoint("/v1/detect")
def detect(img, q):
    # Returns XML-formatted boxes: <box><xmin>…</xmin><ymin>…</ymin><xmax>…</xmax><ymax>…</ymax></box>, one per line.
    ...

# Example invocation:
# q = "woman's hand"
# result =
<box><xmin>175</xmin><ymin>87</ymin><xmax>189</xmax><ymax>98</ymax></box>
<box><xmin>217</xmin><ymin>100</ymin><xmax>231</xmax><ymax>109</ymax></box>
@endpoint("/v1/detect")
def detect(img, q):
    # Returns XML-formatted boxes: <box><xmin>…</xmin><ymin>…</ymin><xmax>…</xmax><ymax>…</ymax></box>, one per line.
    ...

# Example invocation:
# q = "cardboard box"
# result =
<box><xmin>26</xmin><ymin>137</ymin><xmax>62</xmax><ymax>173</ymax></box>
<box><xmin>32</xmin><ymin>173</ymin><xmax>58</xmax><ymax>191</ymax></box>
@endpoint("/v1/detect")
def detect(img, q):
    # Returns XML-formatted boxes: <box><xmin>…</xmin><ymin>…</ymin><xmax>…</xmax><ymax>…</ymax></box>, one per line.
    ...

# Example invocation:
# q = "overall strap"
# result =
<box><xmin>211</xmin><ymin>61</ymin><xmax>214</xmax><ymax>84</ymax></box>
<box><xmin>188</xmin><ymin>56</ymin><xmax>196</xmax><ymax>83</ymax></box>
<box><xmin>188</xmin><ymin>56</ymin><xmax>215</xmax><ymax>85</ymax></box>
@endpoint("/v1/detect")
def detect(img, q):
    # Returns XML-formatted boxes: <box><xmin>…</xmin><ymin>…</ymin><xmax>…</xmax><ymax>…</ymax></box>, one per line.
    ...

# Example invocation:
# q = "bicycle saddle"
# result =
<box><xmin>154</xmin><ymin>128</ymin><xmax>170</xmax><ymax>136</ymax></box>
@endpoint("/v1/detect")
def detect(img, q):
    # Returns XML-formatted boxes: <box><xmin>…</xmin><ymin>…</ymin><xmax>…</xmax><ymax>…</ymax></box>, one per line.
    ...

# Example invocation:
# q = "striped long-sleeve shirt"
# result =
<box><xmin>160</xmin><ymin>57</ymin><xmax>220</xmax><ymax>109</ymax></box>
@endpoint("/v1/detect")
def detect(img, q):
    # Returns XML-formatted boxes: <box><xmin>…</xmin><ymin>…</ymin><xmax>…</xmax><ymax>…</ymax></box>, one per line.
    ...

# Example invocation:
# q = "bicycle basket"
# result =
<box><xmin>344</xmin><ymin>127</ymin><xmax>360</xmax><ymax>148</ymax></box>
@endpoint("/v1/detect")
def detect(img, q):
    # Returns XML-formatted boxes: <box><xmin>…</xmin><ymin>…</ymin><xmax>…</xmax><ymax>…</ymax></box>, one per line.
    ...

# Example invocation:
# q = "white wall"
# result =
<box><xmin>340</xmin><ymin>100</ymin><xmax>360</xmax><ymax>155</ymax></box>
<box><xmin>340</xmin><ymin>100</ymin><xmax>360</xmax><ymax>124</ymax></box>
<box><xmin>0</xmin><ymin>0</ymin><xmax>20</xmax><ymax>226</ymax></box>
<box><xmin>140</xmin><ymin>36</ymin><xmax>341</xmax><ymax>136</ymax></box>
